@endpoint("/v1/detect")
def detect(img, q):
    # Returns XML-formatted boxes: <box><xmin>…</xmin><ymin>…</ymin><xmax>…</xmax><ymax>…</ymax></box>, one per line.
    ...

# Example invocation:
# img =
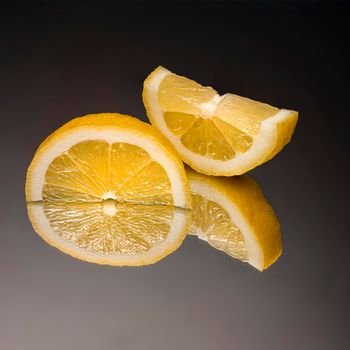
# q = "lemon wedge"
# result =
<box><xmin>187</xmin><ymin>168</ymin><xmax>282</xmax><ymax>270</ymax></box>
<box><xmin>143</xmin><ymin>66</ymin><xmax>298</xmax><ymax>176</ymax></box>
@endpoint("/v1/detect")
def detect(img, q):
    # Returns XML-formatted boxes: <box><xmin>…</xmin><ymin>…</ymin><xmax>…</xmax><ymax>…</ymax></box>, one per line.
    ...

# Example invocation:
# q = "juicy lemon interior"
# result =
<box><xmin>159</xmin><ymin>74</ymin><xmax>279</xmax><ymax>161</ymax></box>
<box><xmin>39</xmin><ymin>201</ymin><xmax>175</xmax><ymax>255</ymax></box>
<box><xmin>37</xmin><ymin>139</ymin><xmax>177</xmax><ymax>255</ymax></box>
<box><xmin>190</xmin><ymin>193</ymin><xmax>248</xmax><ymax>262</ymax></box>
<box><xmin>43</xmin><ymin>140</ymin><xmax>173</xmax><ymax>205</ymax></box>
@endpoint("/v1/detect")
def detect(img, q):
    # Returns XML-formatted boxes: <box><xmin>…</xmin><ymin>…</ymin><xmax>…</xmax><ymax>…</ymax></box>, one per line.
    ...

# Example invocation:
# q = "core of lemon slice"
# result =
<box><xmin>187</xmin><ymin>168</ymin><xmax>282</xmax><ymax>270</ymax></box>
<box><xmin>25</xmin><ymin>113</ymin><xmax>191</xmax><ymax>266</ymax></box>
<box><xmin>143</xmin><ymin>66</ymin><xmax>298</xmax><ymax>176</ymax></box>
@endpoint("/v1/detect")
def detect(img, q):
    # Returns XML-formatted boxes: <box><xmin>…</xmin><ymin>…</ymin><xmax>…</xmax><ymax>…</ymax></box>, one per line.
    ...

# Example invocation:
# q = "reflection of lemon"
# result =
<box><xmin>187</xmin><ymin>168</ymin><xmax>282</xmax><ymax>271</ymax></box>
<box><xmin>27</xmin><ymin>201</ymin><xmax>190</xmax><ymax>266</ymax></box>
<box><xmin>143</xmin><ymin>66</ymin><xmax>298</xmax><ymax>176</ymax></box>
<box><xmin>25</xmin><ymin>113</ymin><xmax>191</xmax><ymax>265</ymax></box>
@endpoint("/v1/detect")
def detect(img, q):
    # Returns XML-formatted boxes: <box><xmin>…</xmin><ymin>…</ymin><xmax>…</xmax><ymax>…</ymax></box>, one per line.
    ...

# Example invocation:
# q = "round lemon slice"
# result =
<box><xmin>143</xmin><ymin>66</ymin><xmax>298</xmax><ymax>176</ymax></box>
<box><xmin>187</xmin><ymin>168</ymin><xmax>282</xmax><ymax>270</ymax></box>
<box><xmin>26</xmin><ymin>113</ymin><xmax>191</xmax><ymax>266</ymax></box>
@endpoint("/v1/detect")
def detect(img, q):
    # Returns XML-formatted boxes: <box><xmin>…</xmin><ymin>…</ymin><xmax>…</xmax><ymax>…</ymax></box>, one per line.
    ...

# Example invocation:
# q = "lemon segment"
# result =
<box><xmin>190</xmin><ymin>193</ymin><xmax>248</xmax><ymax>262</ymax></box>
<box><xmin>187</xmin><ymin>168</ymin><xmax>282</xmax><ymax>271</ymax></box>
<box><xmin>143</xmin><ymin>66</ymin><xmax>298</xmax><ymax>176</ymax></box>
<box><xmin>215</xmin><ymin>93</ymin><xmax>280</xmax><ymax>136</ymax></box>
<box><xmin>159</xmin><ymin>73</ymin><xmax>217</xmax><ymax>115</ymax></box>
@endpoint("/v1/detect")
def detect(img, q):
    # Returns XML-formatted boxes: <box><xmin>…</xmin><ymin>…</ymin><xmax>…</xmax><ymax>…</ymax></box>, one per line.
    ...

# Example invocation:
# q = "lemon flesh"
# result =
<box><xmin>25</xmin><ymin>113</ymin><xmax>191</xmax><ymax>266</ymax></box>
<box><xmin>187</xmin><ymin>168</ymin><xmax>282</xmax><ymax>271</ymax></box>
<box><xmin>190</xmin><ymin>194</ymin><xmax>248</xmax><ymax>262</ymax></box>
<box><xmin>159</xmin><ymin>74</ymin><xmax>278</xmax><ymax>160</ymax></box>
<box><xmin>143</xmin><ymin>66</ymin><xmax>298</xmax><ymax>176</ymax></box>
<box><xmin>44</xmin><ymin>202</ymin><xmax>175</xmax><ymax>255</ymax></box>
<box><xmin>44</xmin><ymin>141</ymin><xmax>173</xmax><ymax>205</ymax></box>
<box><xmin>27</xmin><ymin>200</ymin><xmax>190</xmax><ymax>265</ymax></box>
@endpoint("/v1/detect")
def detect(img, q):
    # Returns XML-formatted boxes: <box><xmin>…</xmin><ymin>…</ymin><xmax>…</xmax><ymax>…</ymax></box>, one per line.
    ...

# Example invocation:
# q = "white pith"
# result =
<box><xmin>27</xmin><ymin>203</ymin><xmax>189</xmax><ymax>265</ymax></box>
<box><xmin>144</xmin><ymin>66</ymin><xmax>295</xmax><ymax>175</ymax></box>
<box><xmin>190</xmin><ymin>179</ymin><xmax>264</xmax><ymax>270</ymax></box>
<box><xmin>199</xmin><ymin>94</ymin><xmax>223</xmax><ymax>119</ymax></box>
<box><xmin>27</xmin><ymin>127</ymin><xmax>188</xmax><ymax>208</ymax></box>
<box><xmin>102</xmin><ymin>199</ymin><xmax>118</xmax><ymax>216</ymax></box>
<box><xmin>102</xmin><ymin>191</ymin><xmax>117</xmax><ymax>200</ymax></box>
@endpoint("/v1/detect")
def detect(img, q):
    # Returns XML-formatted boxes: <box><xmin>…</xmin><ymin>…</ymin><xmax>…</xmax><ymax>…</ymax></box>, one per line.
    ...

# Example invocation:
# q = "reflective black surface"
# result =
<box><xmin>0</xmin><ymin>2</ymin><xmax>349</xmax><ymax>349</ymax></box>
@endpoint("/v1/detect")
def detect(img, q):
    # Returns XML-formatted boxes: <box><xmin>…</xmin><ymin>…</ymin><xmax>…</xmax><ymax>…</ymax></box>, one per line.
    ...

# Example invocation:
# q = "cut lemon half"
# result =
<box><xmin>187</xmin><ymin>168</ymin><xmax>282</xmax><ymax>270</ymax></box>
<box><xmin>143</xmin><ymin>66</ymin><xmax>298</xmax><ymax>176</ymax></box>
<box><xmin>25</xmin><ymin>113</ymin><xmax>191</xmax><ymax>266</ymax></box>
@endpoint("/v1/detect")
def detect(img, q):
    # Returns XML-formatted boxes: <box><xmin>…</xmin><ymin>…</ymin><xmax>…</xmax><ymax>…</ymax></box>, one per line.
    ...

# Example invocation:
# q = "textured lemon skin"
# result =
<box><xmin>187</xmin><ymin>167</ymin><xmax>282</xmax><ymax>270</ymax></box>
<box><xmin>25</xmin><ymin>112</ymin><xmax>191</xmax><ymax>207</ymax></box>
<box><xmin>25</xmin><ymin>113</ymin><xmax>192</xmax><ymax>266</ymax></box>
<box><xmin>143</xmin><ymin>66</ymin><xmax>299</xmax><ymax>177</ymax></box>
<box><xmin>265</xmin><ymin>111</ymin><xmax>298</xmax><ymax>163</ymax></box>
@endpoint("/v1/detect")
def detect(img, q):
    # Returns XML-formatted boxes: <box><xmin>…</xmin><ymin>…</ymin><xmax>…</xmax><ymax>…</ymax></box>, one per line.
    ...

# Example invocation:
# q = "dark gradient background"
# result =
<box><xmin>1</xmin><ymin>1</ymin><xmax>349</xmax><ymax>349</ymax></box>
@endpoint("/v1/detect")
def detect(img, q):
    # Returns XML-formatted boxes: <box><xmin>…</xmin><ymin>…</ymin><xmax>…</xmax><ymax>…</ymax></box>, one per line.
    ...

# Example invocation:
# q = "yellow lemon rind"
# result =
<box><xmin>187</xmin><ymin>168</ymin><xmax>282</xmax><ymax>270</ymax></box>
<box><xmin>143</xmin><ymin>66</ymin><xmax>298</xmax><ymax>176</ymax></box>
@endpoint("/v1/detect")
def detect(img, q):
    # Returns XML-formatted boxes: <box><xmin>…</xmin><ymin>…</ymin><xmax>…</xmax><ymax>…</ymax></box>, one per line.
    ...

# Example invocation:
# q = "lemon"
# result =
<box><xmin>27</xmin><ymin>201</ymin><xmax>190</xmax><ymax>266</ymax></box>
<box><xmin>143</xmin><ymin>66</ymin><xmax>298</xmax><ymax>176</ymax></box>
<box><xmin>26</xmin><ymin>113</ymin><xmax>191</xmax><ymax>266</ymax></box>
<box><xmin>187</xmin><ymin>168</ymin><xmax>282</xmax><ymax>270</ymax></box>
